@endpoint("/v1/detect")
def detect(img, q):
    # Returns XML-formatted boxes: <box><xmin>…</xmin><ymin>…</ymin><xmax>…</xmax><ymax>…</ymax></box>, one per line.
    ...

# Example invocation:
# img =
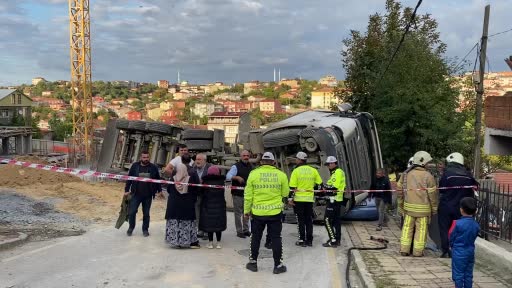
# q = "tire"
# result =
<box><xmin>115</xmin><ymin>119</ymin><xmax>129</xmax><ymax>130</ymax></box>
<box><xmin>182</xmin><ymin>129</ymin><xmax>214</xmax><ymax>140</ymax></box>
<box><xmin>128</xmin><ymin>120</ymin><xmax>147</xmax><ymax>132</ymax></box>
<box><xmin>185</xmin><ymin>139</ymin><xmax>213</xmax><ymax>151</ymax></box>
<box><xmin>145</xmin><ymin>122</ymin><xmax>172</xmax><ymax>134</ymax></box>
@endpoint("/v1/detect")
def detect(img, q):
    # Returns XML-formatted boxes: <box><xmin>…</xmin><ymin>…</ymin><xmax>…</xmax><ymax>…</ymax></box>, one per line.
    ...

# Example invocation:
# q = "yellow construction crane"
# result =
<box><xmin>68</xmin><ymin>0</ymin><xmax>93</xmax><ymax>161</ymax></box>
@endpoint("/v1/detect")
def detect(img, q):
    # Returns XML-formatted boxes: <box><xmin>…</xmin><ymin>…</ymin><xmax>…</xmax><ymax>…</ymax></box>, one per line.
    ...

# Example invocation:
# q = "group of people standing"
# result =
<box><xmin>123</xmin><ymin>145</ymin><xmax>348</xmax><ymax>274</ymax></box>
<box><xmin>395</xmin><ymin>151</ymin><xmax>480</xmax><ymax>288</ymax></box>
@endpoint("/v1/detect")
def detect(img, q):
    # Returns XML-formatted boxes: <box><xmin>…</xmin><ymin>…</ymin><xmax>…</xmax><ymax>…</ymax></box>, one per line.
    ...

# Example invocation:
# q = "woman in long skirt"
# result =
<box><xmin>165</xmin><ymin>163</ymin><xmax>200</xmax><ymax>248</ymax></box>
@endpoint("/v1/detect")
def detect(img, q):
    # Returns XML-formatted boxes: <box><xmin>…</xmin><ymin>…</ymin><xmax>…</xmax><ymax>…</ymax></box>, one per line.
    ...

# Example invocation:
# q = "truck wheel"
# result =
<box><xmin>185</xmin><ymin>139</ymin><xmax>213</xmax><ymax>151</ymax></box>
<box><xmin>182</xmin><ymin>129</ymin><xmax>214</xmax><ymax>140</ymax></box>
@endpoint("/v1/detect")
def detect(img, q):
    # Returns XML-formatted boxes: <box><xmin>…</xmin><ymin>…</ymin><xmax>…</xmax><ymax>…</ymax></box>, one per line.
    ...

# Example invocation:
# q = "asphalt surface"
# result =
<box><xmin>0</xmin><ymin>213</ymin><xmax>359</xmax><ymax>288</ymax></box>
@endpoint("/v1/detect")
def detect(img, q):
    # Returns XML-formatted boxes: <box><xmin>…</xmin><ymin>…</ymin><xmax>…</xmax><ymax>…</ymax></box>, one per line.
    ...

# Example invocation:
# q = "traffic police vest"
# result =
<box><xmin>289</xmin><ymin>164</ymin><xmax>322</xmax><ymax>202</ymax></box>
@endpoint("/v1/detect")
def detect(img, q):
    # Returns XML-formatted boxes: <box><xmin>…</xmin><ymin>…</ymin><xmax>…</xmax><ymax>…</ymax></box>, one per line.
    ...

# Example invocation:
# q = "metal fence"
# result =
<box><xmin>475</xmin><ymin>180</ymin><xmax>512</xmax><ymax>243</ymax></box>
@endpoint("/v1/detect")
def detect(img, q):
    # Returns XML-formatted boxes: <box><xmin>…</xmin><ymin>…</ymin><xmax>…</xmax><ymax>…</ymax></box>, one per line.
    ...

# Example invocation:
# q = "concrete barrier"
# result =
<box><xmin>475</xmin><ymin>238</ymin><xmax>512</xmax><ymax>282</ymax></box>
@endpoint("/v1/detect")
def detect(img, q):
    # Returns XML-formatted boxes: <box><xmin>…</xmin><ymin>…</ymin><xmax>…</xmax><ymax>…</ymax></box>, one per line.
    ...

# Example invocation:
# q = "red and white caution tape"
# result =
<box><xmin>0</xmin><ymin>158</ymin><xmax>477</xmax><ymax>193</ymax></box>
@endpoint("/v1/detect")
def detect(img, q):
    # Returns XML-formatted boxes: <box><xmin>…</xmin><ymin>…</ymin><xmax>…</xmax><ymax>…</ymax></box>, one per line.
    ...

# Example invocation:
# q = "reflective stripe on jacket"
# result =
<box><xmin>326</xmin><ymin>167</ymin><xmax>346</xmax><ymax>202</ymax></box>
<box><xmin>244</xmin><ymin>165</ymin><xmax>290</xmax><ymax>216</ymax></box>
<box><xmin>397</xmin><ymin>166</ymin><xmax>438</xmax><ymax>217</ymax></box>
<box><xmin>289</xmin><ymin>164</ymin><xmax>322</xmax><ymax>202</ymax></box>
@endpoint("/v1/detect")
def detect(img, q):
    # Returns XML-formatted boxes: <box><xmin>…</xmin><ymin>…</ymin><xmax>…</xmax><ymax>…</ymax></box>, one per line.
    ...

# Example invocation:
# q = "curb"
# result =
<box><xmin>475</xmin><ymin>238</ymin><xmax>512</xmax><ymax>275</ymax></box>
<box><xmin>0</xmin><ymin>232</ymin><xmax>29</xmax><ymax>251</ymax></box>
<box><xmin>341</xmin><ymin>226</ymin><xmax>376</xmax><ymax>288</ymax></box>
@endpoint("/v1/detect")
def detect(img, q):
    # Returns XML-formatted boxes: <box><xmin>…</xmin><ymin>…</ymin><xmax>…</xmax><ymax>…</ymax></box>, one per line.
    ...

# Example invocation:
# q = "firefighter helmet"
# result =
<box><xmin>446</xmin><ymin>152</ymin><xmax>464</xmax><ymax>165</ymax></box>
<box><xmin>412</xmin><ymin>151</ymin><xmax>432</xmax><ymax>166</ymax></box>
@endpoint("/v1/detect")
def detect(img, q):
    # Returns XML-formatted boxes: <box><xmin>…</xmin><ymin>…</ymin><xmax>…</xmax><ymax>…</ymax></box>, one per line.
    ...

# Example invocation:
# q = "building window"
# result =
<box><xmin>0</xmin><ymin>109</ymin><xmax>9</xmax><ymax>118</ymax></box>
<box><xmin>11</xmin><ymin>95</ymin><xmax>15</xmax><ymax>104</ymax></box>
<box><xmin>18</xmin><ymin>94</ymin><xmax>22</xmax><ymax>104</ymax></box>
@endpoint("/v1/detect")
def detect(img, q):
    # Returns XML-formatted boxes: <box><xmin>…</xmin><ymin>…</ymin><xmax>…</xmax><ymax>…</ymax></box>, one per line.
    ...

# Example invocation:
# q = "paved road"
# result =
<box><xmin>0</xmin><ymin>213</ymin><xmax>357</xmax><ymax>288</ymax></box>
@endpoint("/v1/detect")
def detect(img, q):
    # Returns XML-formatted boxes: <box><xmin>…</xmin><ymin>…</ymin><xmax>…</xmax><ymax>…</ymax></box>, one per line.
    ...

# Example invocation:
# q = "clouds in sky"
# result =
<box><xmin>0</xmin><ymin>0</ymin><xmax>510</xmax><ymax>86</ymax></box>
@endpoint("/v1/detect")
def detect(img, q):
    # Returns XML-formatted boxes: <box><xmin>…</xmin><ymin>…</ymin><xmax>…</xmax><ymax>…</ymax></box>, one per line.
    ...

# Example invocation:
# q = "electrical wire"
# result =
<box><xmin>453</xmin><ymin>42</ymin><xmax>479</xmax><ymax>72</ymax></box>
<box><xmin>489</xmin><ymin>28</ymin><xmax>512</xmax><ymax>38</ymax></box>
<box><xmin>346</xmin><ymin>236</ymin><xmax>389</xmax><ymax>288</ymax></box>
<box><xmin>377</xmin><ymin>0</ymin><xmax>423</xmax><ymax>83</ymax></box>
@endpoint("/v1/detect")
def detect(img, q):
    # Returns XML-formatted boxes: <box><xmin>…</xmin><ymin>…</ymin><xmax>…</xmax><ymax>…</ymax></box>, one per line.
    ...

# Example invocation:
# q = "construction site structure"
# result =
<box><xmin>68</xmin><ymin>0</ymin><xmax>93</xmax><ymax>161</ymax></box>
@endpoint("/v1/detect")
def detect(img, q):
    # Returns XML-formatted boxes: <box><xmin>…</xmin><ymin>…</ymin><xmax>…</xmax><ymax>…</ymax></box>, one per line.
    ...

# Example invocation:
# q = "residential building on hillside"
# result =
<box><xmin>0</xmin><ymin>89</ymin><xmax>32</xmax><ymax>126</ymax></box>
<box><xmin>162</xmin><ymin>108</ymin><xmax>183</xmax><ymax>118</ymax></box>
<box><xmin>173</xmin><ymin>91</ymin><xmax>189</xmax><ymax>100</ymax></box>
<box><xmin>147</xmin><ymin>107</ymin><xmax>164</xmax><ymax>121</ymax></box>
<box><xmin>160</xmin><ymin>101</ymin><xmax>173</xmax><ymax>110</ymax></box>
<box><xmin>484</xmin><ymin>92</ymin><xmax>512</xmax><ymax>155</ymax></box>
<box><xmin>259</xmin><ymin>100</ymin><xmax>282</xmax><ymax>113</ymax></box>
<box><xmin>247</xmin><ymin>95</ymin><xmax>266</xmax><ymax>102</ymax></box>
<box><xmin>42</xmin><ymin>91</ymin><xmax>54</xmax><ymax>97</ymax></box>
<box><xmin>112</xmin><ymin>80</ymin><xmax>138</xmax><ymax>89</ymax></box>
<box><xmin>214</xmin><ymin>92</ymin><xmax>241</xmax><ymax>101</ymax></box>
<box><xmin>279</xmin><ymin>78</ymin><xmax>299</xmax><ymax>89</ymax></box>
<box><xmin>157</xmin><ymin>80</ymin><xmax>169</xmax><ymax>89</ymax></box>
<box><xmin>280</xmin><ymin>92</ymin><xmax>297</xmax><ymax>99</ymax></box>
<box><xmin>32</xmin><ymin>77</ymin><xmax>47</xmax><ymax>85</ymax></box>
<box><xmin>244</xmin><ymin>81</ymin><xmax>261</xmax><ymax>94</ymax></box>
<box><xmin>311</xmin><ymin>87</ymin><xmax>336</xmax><ymax>109</ymax></box>
<box><xmin>319</xmin><ymin>75</ymin><xmax>338</xmax><ymax>87</ymax></box>
<box><xmin>192</xmin><ymin>102</ymin><xmax>223</xmax><ymax>117</ymax></box>
<box><xmin>205</xmin><ymin>82</ymin><xmax>231</xmax><ymax>94</ymax></box>
<box><xmin>207</xmin><ymin>112</ymin><xmax>251</xmax><ymax>144</ymax></box>
<box><xmin>126</xmin><ymin>110</ymin><xmax>142</xmax><ymax>120</ymax></box>
<box><xmin>168</xmin><ymin>84</ymin><xmax>179</xmax><ymax>94</ymax></box>
<box><xmin>126</xmin><ymin>98</ymin><xmax>139</xmax><ymax>104</ymax></box>
<box><xmin>31</xmin><ymin>97</ymin><xmax>67</xmax><ymax>111</ymax></box>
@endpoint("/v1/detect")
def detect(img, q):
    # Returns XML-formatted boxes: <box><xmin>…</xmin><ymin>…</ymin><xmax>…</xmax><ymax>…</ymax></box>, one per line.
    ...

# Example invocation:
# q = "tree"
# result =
<box><xmin>340</xmin><ymin>0</ymin><xmax>466</xmax><ymax>172</ymax></box>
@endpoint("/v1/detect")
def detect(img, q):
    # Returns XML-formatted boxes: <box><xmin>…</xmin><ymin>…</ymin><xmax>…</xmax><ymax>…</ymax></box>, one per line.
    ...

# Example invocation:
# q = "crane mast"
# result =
<box><xmin>68</xmin><ymin>0</ymin><xmax>93</xmax><ymax>161</ymax></box>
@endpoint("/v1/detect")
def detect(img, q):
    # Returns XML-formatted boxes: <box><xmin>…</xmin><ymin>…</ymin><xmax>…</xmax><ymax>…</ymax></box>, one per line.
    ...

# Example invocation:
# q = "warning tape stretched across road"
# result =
<box><xmin>0</xmin><ymin>158</ymin><xmax>477</xmax><ymax>193</ymax></box>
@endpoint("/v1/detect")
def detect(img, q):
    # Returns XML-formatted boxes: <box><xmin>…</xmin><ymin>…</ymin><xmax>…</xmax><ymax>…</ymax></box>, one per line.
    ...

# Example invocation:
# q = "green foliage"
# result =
<box><xmin>49</xmin><ymin>112</ymin><xmax>73</xmax><ymax>141</ymax></box>
<box><xmin>340</xmin><ymin>0</ymin><xmax>465</xmax><ymax>172</ymax></box>
<box><xmin>10</xmin><ymin>113</ymin><xmax>26</xmax><ymax>126</ymax></box>
<box><xmin>31</xmin><ymin>115</ymin><xmax>42</xmax><ymax>139</ymax></box>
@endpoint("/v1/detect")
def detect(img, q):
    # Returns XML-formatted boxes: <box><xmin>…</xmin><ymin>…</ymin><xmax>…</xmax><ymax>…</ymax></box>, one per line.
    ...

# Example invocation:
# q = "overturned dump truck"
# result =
<box><xmin>97</xmin><ymin>104</ymin><xmax>383</xmax><ymax>220</ymax></box>
<box><xmin>239</xmin><ymin>107</ymin><xmax>383</xmax><ymax>220</ymax></box>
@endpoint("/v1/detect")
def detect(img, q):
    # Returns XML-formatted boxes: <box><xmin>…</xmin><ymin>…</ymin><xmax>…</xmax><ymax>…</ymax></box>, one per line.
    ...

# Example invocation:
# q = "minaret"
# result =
<box><xmin>273</xmin><ymin>68</ymin><xmax>276</xmax><ymax>82</ymax></box>
<box><xmin>178</xmin><ymin>70</ymin><xmax>180</xmax><ymax>84</ymax></box>
<box><xmin>278</xmin><ymin>69</ymin><xmax>281</xmax><ymax>82</ymax></box>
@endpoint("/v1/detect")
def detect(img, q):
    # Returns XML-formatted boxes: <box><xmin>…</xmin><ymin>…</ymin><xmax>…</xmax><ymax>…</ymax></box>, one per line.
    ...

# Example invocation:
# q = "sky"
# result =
<box><xmin>0</xmin><ymin>0</ymin><xmax>511</xmax><ymax>86</ymax></box>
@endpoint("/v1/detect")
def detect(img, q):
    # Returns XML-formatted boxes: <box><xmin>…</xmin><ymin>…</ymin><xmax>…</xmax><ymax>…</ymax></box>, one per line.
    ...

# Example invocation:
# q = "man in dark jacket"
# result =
<box><xmin>370</xmin><ymin>168</ymin><xmax>392</xmax><ymax>231</ymax></box>
<box><xmin>226</xmin><ymin>150</ymin><xmax>254</xmax><ymax>238</ymax></box>
<box><xmin>192</xmin><ymin>153</ymin><xmax>212</xmax><ymax>239</ymax></box>
<box><xmin>124</xmin><ymin>151</ymin><xmax>162</xmax><ymax>237</ymax></box>
<box><xmin>438</xmin><ymin>152</ymin><xmax>478</xmax><ymax>258</ymax></box>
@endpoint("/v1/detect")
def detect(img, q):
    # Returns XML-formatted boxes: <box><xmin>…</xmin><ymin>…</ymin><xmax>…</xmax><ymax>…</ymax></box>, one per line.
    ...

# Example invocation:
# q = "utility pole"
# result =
<box><xmin>473</xmin><ymin>4</ymin><xmax>490</xmax><ymax>178</ymax></box>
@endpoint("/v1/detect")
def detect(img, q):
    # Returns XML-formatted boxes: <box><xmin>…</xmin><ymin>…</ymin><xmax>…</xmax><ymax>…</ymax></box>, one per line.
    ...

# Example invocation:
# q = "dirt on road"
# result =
<box><xmin>0</xmin><ymin>164</ymin><xmax>167</xmax><ymax>243</ymax></box>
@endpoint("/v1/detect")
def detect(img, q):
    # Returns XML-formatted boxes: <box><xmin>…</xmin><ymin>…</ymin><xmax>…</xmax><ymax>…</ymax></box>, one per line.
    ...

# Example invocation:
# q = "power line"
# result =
<box><xmin>453</xmin><ymin>42</ymin><xmax>479</xmax><ymax>72</ymax></box>
<box><xmin>377</xmin><ymin>0</ymin><xmax>423</xmax><ymax>83</ymax></box>
<box><xmin>489</xmin><ymin>27</ymin><xmax>512</xmax><ymax>37</ymax></box>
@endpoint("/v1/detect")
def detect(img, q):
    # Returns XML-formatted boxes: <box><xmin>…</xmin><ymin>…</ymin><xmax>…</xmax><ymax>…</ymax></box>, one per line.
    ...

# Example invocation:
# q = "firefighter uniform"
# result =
<box><xmin>289</xmin><ymin>162</ymin><xmax>323</xmax><ymax>246</ymax></box>
<box><xmin>323</xmin><ymin>162</ymin><xmax>346</xmax><ymax>247</ymax></box>
<box><xmin>244</xmin><ymin>156</ymin><xmax>289</xmax><ymax>272</ymax></box>
<box><xmin>397</xmin><ymin>152</ymin><xmax>438</xmax><ymax>257</ymax></box>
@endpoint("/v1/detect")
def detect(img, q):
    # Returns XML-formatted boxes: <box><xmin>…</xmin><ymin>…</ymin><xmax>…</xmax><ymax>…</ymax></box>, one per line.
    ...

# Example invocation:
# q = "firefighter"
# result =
<box><xmin>322</xmin><ymin>156</ymin><xmax>346</xmax><ymax>248</ymax></box>
<box><xmin>288</xmin><ymin>152</ymin><xmax>323</xmax><ymax>247</ymax></box>
<box><xmin>438</xmin><ymin>152</ymin><xmax>478</xmax><ymax>258</ymax></box>
<box><xmin>244</xmin><ymin>152</ymin><xmax>289</xmax><ymax>274</ymax></box>
<box><xmin>397</xmin><ymin>151</ymin><xmax>438</xmax><ymax>257</ymax></box>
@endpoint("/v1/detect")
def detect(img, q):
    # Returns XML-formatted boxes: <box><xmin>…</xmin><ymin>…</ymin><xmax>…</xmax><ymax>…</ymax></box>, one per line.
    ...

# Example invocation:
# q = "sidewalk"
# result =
<box><xmin>346</xmin><ymin>217</ymin><xmax>511</xmax><ymax>288</ymax></box>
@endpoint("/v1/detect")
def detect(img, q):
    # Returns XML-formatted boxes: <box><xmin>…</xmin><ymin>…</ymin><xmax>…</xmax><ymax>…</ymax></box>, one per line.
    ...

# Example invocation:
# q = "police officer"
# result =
<box><xmin>244</xmin><ymin>152</ymin><xmax>289</xmax><ymax>274</ymax></box>
<box><xmin>398</xmin><ymin>151</ymin><xmax>438</xmax><ymax>257</ymax></box>
<box><xmin>288</xmin><ymin>152</ymin><xmax>323</xmax><ymax>247</ymax></box>
<box><xmin>438</xmin><ymin>152</ymin><xmax>478</xmax><ymax>258</ymax></box>
<box><xmin>322</xmin><ymin>156</ymin><xmax>346</xmax><ymax>248</ymax></box>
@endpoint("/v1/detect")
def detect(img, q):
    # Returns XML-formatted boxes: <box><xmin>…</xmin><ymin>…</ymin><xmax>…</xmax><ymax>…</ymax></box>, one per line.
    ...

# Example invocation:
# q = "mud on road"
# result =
<box><xmin>0</xmin><ymin>164</ymin><xmax>167</xmax><ymax>245</ymax></box>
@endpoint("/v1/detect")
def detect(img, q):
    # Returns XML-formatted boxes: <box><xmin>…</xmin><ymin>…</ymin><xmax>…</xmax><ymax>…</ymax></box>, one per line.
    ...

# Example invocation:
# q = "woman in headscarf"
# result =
<box><xmin>199</xmin><ymin>166</ymin><xmax>227</xmax><ymax>249</ymax></box>
<box><xmin>165</xmin><ymin>162</ymin><xmax>200</xmax><ymax>248</ymax></box>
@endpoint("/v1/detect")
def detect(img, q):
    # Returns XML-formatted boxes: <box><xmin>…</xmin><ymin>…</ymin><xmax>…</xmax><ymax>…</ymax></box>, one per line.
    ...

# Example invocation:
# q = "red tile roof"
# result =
<box><xmin>490</xmin><ymin>173</ymin><xmax>512</xmax><ymax>188</ymax></box>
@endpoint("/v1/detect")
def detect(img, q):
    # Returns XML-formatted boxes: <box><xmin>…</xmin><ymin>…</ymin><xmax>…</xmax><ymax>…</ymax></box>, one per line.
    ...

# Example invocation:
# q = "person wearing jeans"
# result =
<box><xmin>370</xmin><ymin>168</ymin><xmax>392</xmax><ymax>231</ymax></box>
<box><xmin>124</xmin><ymin>151</ymin><xmax>162</xmax><ymax>237</ymax></box>
<box><xmin>226</xmin><ymin>150</ymin><xmax>253</xmax><ymax>238</ymax></box>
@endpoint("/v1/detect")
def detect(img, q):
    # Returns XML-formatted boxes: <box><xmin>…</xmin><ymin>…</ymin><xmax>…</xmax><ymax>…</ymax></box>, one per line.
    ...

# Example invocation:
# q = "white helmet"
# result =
<box><xmin>412</xmin><ymin>151</ymin><xmax>432</xmax><ymax>166</ymax></box>
<box><xmin>407</xmin><ymin>157</ymin><xmax>414</xmax><ymax>168</ymax></box>
<box><xmin>446</xmin><ymin>152</ymin><xmax>464</xmax><ymax>165</ymax></box>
